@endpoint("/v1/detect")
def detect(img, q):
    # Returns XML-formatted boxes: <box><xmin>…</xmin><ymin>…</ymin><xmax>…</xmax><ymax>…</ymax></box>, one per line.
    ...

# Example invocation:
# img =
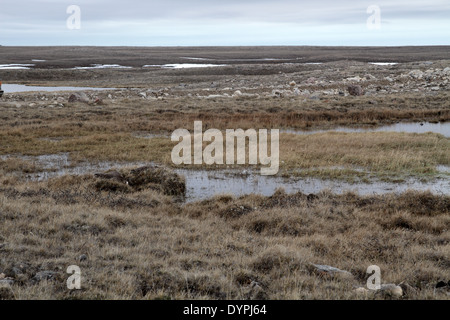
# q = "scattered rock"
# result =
<box><xmin>93</xmin><ymin>97</ymin><xmax>104</xmax><ymax>105</ymax></box>
<box><xmin>309</xmin><ymin>93</ymin><xmax>321</xmax><ymax>100</ymax></box>
<box><xmin>289</xmin><ymin>81</ymin><xmax>296</xmax><ymax>87</ymax></box>
<box><xmin>408</xmin><ymin>70</ymin><xmax>424</xmax><ymax>79</ymax></box>
<box><xmin>271</xmin><ymin>89</ymin><xmax>283</xmax><ymax>98</ymax></box>
<box><xmin>232</xmin><ymin>90</ymin><xmax>242</xmax><ymax>97</ymax></box>
<box><xmin>206</xmin><ymin>94</ymin><xmax>228</xmax><ymax>99</ymax></box>
<box><xmin>0</xmin><ymin>279</ymin><xmax>14</xmax><ymax>286</ymax></box>
<box><xmin>3</xmin><ymin>263</ymin><xmax>28</xmax><ymax>278</ymax></box>
<box><xmin>434</xmin><ymin>280</ymin><xmax>450</xmax><ymax>296</ymax></box>
<box><xmin>435</xmin><ymin>280</ymin><xmax>448</xmax><ymax>288</ymax></box>
<box><xmin>375</xmin><ymin>284</ymin><xmax>403</xmax><ymax>299</ymax></box>
<box><xmin>399</xmin><ymin>281</ymin><xmax>417</xmax><ymax>297</ymax></box>
<box><xmin>311</xmin><ymin>264</ymin><xmax>354</xmax><ymax>281</ymax></box>
<box><xmin>347</xmin><ymin>85</ymin><xmax>364</xmax><ymax>96</ymax></box>
<box><xmin>79</xmin><ymin>254</ymin><xmax>88</xmax><ymax>262</ymax></box>
<box><xmin>305</xmin><ymin>77</ymin><xmax>317</xmax><ymax>84</ymax></box>
<box><xmin>68</xmin><ymin>92</ymin><xmax>90</xmax><ymax>103</ymax></box>
<box><xmin>346</xmin><ymin>76</ymin><xmax>362</xmax><ymax>82</ymax></box>
<box><xmin>31</xmin><ymin>271</ymin><xmax>57</xmax><ymax>283</ymax></box>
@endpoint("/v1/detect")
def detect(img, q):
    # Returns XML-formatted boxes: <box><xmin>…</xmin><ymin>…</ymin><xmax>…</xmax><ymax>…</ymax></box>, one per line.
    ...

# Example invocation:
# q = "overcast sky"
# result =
<box><xmin>1</xmin><ymin>0</ymin><xmax>449</xmax><ymax>46</ymax></box>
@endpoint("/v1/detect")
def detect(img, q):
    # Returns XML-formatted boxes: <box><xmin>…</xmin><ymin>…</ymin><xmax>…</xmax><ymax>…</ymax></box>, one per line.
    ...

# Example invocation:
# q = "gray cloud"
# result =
<box><xmin>0</xmin><ymin>0</ymin><xmax>449</xmax><ymax>45</ymax></box>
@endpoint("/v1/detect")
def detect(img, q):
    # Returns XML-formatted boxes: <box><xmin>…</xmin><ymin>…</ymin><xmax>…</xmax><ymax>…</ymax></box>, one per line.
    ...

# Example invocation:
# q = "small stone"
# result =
<box><xmin>289</xmin><ymin>81</ymin><xmax>296</xmax><ymax>87</ymax></box>
<box><xmin>306</xmin><ymin>77</ymin><xmax>317</xmax><ymax>84</ymax></box>
<box><xmin>346</xmin><ymin>76</ymin><xmax>362</xmax><ymax>82</ymax></box>
<box><xmin>68</xmin><ymin>92</ymin><xmax>90</xmax><ymax>103</ymax></box>
<box><xmin>32</xmin><ymin>271</ymin><xmax>57</xmax><ymax>283</ymax></box>
<box><xmin>271</xmin><ymin>90</ymin><xmax>283</xmax><ymax>98</ymax></box>
<box><xmin>93</xmin><ymin>98</ymin><xmax>104</xmax><ymax>105</ymax></box>
<box><xmin>376</xmin><ymin>284</ymin><xmax>403</xmax><ymax>299</ymax></box>
<box><xmin>10</xmin><ymin>267</ymin><xmax>23</xmax><ymax>277</ymax></box>
<box><xmin>309</xmin><ymin>93</ymin><xmax>321</xmax><ymax>101</ymax></box>
<box><xmin>347</xmin><ymin>85</ymin><xmax>364</xmax><ymax>96</ymax></box>
<box><xmin>431</xmin><ymin>86</ymin><xmax>439</xmax><ymax>91</ymax></box>
<box><xmin>0</xmin><ymin>279</ymin><xmax>14</xmax><ymax>286</ymax></box>
<box><xmin>408</xmin><ymin>70</ymin><xmax>424</xmax><ymax>79</ymax></box>
<box><xmin>311</xmin><ymin>264</ymin><xmax>354</xmax><ymax>281</ymax></box>
<box><xmin>79</xmin><ymin>254</ymin><xmax>88</xmax><ymax>262</ymax></box>
<box><xmin>399</xmin><ymin>281</ymin><xmax>417</xmax><ymax>296</ymax></box>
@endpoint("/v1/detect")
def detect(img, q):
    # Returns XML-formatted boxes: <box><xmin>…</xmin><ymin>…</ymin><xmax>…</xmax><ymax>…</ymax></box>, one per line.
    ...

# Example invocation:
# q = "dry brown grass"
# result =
<box><xmin>0</xmin><ymin>157</ymin><xmax>43</xmax><ymax>174</ymax></box>
<box><xmin>1</xmin><ymin>129</ymin><xmax>447</xmax><ymax>181</ymax></box>
<box><xmin>1</xmin><ymin>91</ymin><xmax>448</xmax><ymax>181</ymax></box>
<box><xmin>1</xmin><ymin>92</ymin><xmax>449</xmax><ymax>134</ymax></box>
<box><xmin>0</xmin><ymin>66</ymin><xmax>449</xmax><ymax>300</ymax></box>
<box><xmin>281</xmin><ymin>131</ymin><xmax>449</xmax><ymax>179</ymax></box>
<box><xmin>0</xmin><ymin>175</ymin><xmax>448</xmax><ymax>300</ymax></box>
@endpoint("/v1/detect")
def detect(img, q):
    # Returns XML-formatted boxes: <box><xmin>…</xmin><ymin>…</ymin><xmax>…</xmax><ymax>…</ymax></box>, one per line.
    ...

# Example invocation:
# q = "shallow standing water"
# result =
<box><xmin>282</xmin><ymin>122</ymin><xmax>450</xmax><ymax>138</ymax></box>
<box><xmin>134</xmin><ymin>122</ymin><xmax>450</xmax><ymax>139</ymax></box>
<box><xmin>2</xmin><ymin>84</ymin><xmax>115</xmax><ymax>93</ymax></box>
<box><xmin>176</xmin><ymin>169</ymin><xmax>449</xmax><ymax>202</ymax></box>
<box><xmin>2</xmin><ymin>152</ymin><xmax>447</xmax><ymax>202</ymax></box>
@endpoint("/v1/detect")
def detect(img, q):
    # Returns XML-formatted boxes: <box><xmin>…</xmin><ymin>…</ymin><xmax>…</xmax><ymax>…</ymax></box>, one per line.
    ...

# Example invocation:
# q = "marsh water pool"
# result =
<box><xmin>2</xmin><ymin>153</ymin><xmax>447</xmax><ymax>202</ymax></box>
<box><xmin>2</xmin><ymin>84</ymin><xmax>115</xmax><ymax>93</ymax></box>
<box><xmin>282</xmin><ymin>122</ymin><xmax>450</xmax><ymax>138</ymax></box>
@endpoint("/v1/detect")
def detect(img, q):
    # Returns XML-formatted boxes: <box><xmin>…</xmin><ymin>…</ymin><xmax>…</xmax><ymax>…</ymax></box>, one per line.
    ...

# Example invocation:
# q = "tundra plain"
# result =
<box><xmin>0</xmin><ymin>46</ymin><xmax>449</xmax><ymax>300</ymax></box>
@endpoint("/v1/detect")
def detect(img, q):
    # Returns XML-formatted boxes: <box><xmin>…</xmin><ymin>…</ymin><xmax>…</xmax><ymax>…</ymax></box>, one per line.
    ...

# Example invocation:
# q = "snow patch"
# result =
<box><xmin>0</xmin><ymin>64</ymin><xmax>35</xmax><ymax>70</ymax></box>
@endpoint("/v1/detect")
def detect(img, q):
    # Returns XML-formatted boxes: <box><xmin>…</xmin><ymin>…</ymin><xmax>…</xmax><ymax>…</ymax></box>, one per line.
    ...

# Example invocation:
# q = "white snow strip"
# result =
<box><xmin>143</xmin><ymin>64</ymin><xmax>227</xmax><ymax>69</ymax></box>
<box><xmin>182</xmin><ymin>57</ymin><xmax>213</xmax><ymax>61</ymax></box>
<box><xmin>369</xmin><ymin>62</ymin><xmax>398</xmax><ymax>66</ymax></box>
<box><xmin>72</xmin><ymin>64</ymin><xmax>133</xmax><ymax>70</ymax></box>
<box><xmin>0</xmin><ymin>64</ymin><xmax>35</xmax><ymax>69</ymax></box>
